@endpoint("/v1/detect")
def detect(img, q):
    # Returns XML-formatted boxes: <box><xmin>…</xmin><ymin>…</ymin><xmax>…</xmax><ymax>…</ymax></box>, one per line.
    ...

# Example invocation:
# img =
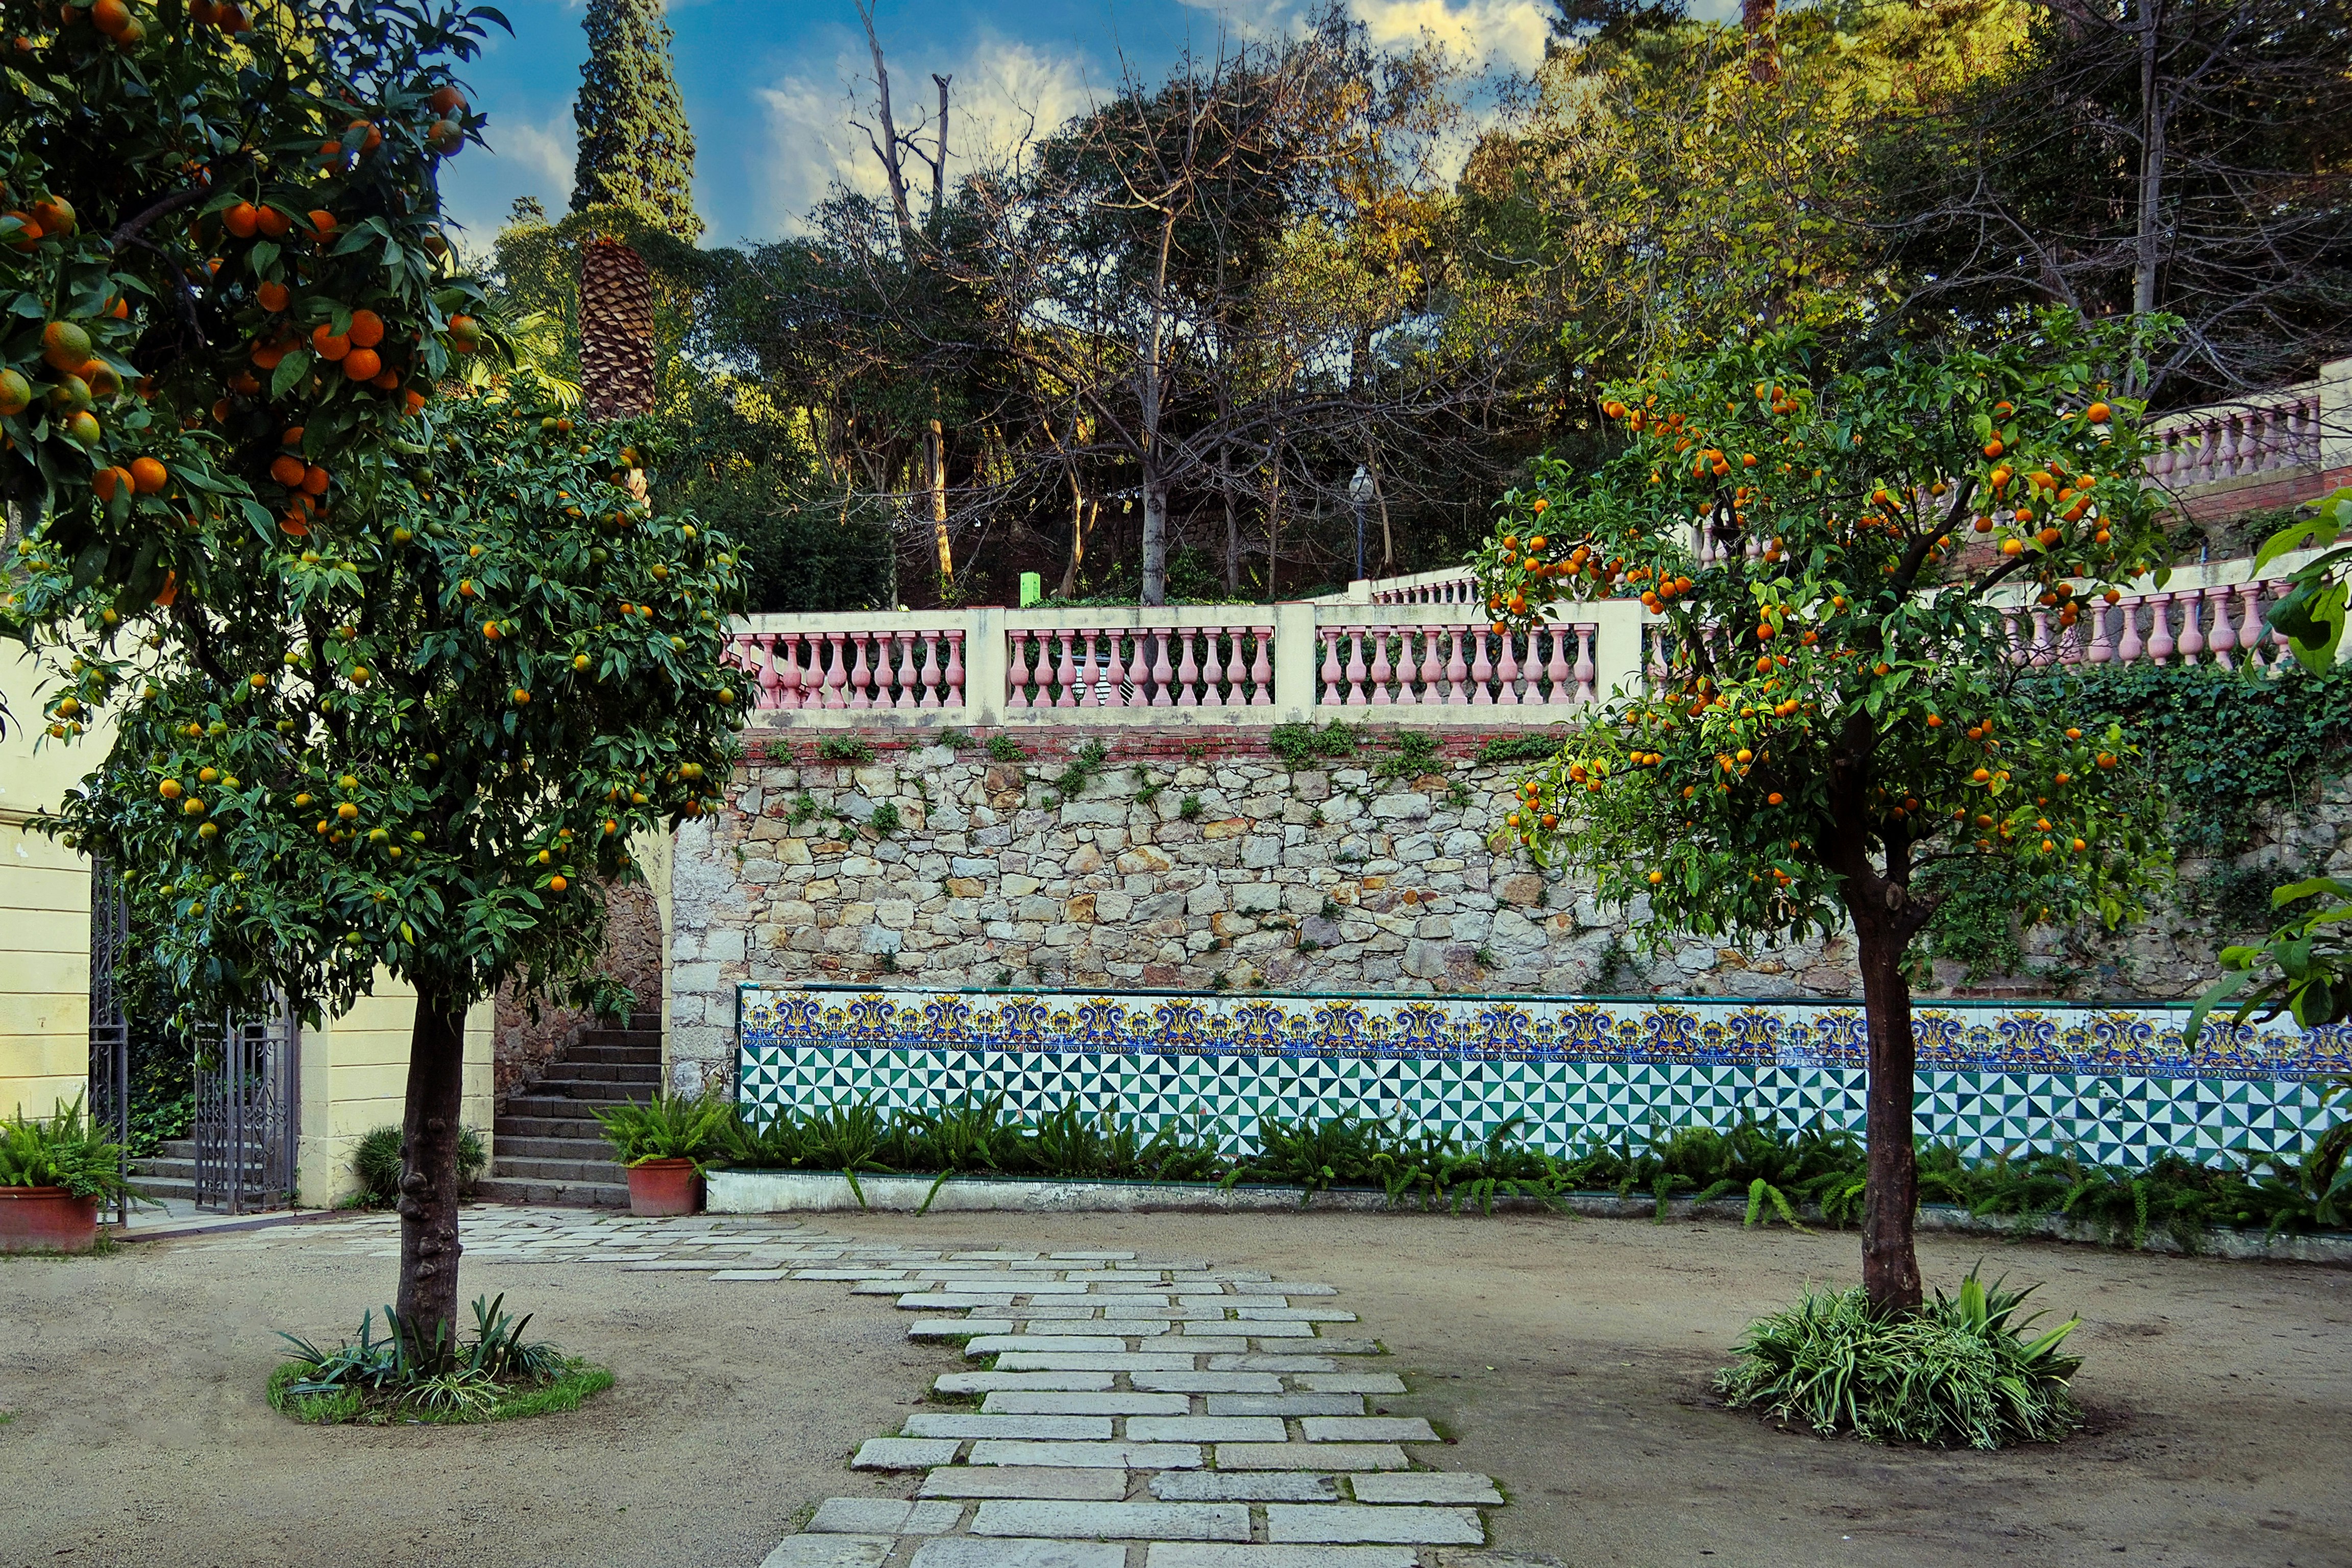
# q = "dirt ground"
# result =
<box><xmin>2</xmin><ymin>1208</ymin><xmax>2345</xmax><ymax>1568</ymax></box>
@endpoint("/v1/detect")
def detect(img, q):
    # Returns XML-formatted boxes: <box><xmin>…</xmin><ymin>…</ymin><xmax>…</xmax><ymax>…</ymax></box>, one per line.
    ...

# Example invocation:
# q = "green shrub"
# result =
<box><xmin>866</xmin><ymin>801</ymin><xmax>902</xmax><ymax>837</ymax></box>
<box><xmin>271</xmin><ymin>1293</ymin><xmax>601</xmax><ymax>1425</ymax></box>
<box><xmin>1713</xmin><ymin>1272</ymin><xmax>2084</xmax><ymax>1449</ymax></box>
<box><xmin>0</xmin><ymin>1094</ymin><xmax>133</xmax><ymax>1201</ymax></box>
<box><xmin>351</xmin><ymin>1125</ymin><xmax>487</xmax><ymax>1207</ymax></box>
<box><xmin>816</xmin><ymin>736</ymin><xmax>876</xmax><ymax>764</ymax></box>
<box><xmin>594</xmin><ymin>1091</ymin><xmax>731</xmax><ymax>1169</ymax></box>
<box><xmin>1475</xmin><ymin>732</ymin><xmax>1568</xmax><ymax>765</ymax></box>
<box><xmin>1269</xmin><ymin>721</ymin><xmax>1358</xmax><ymax>768</ymax></box>
<box><xmin>1179</xmin><ymin>793</ymin><xmax>1204</xmax><ymax>821</ymax></box>
<box><xmin>986</xmin><ymin>733</ymin><xmax>1028</xmax><ymax>762</ymax></box>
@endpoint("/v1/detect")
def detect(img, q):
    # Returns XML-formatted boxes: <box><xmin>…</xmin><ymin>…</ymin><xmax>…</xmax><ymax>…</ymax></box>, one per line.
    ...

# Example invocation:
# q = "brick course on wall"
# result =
<box><xmin>662</xmin><ymin>728</ymin><xmax>2352</xmax><ymax>1094</ymax></box>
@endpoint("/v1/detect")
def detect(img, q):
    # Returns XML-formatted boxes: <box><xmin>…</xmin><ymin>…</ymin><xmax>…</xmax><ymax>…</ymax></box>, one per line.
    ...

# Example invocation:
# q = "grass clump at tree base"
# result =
<box><xmin>267</xmin><ymin>1292</ymin><xmax>612</xmax><ymax>1427</ymax></box>
<box><xmin>1714</xmin><ymin>1270</ymin><xmax>2084</xmax><ymax>1450</ymax></box>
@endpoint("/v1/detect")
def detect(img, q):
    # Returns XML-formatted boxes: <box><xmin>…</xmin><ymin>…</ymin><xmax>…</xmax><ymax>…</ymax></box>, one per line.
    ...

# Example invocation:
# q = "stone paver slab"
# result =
<box><xmin>1229</xmin><ymin>1283</ymin><xmax>1338</xmax><ymax>1295</ymax></box>
<box><xmin>996</xmin><ymin>1353</ymin><xmax>1198</xmax><ymax>1373</ymax></box>
<box><xmin>1214</xmin><ymin>1444</ymin><xmax>1407</xmax><ymax>1472</ymax></box>
<box><xmin>904</xmin><ymin>1414</ymin><xmax>1112</xmax><ymax>1440</ymax></box>
<box><xmin>808</xmin><ymin>1499</ymin><xmax>914</xmax><ymax>1534</ymax></box>
<box><xmin>937</xmin><ymin>1373</ymin><xmax>1116</xmax><ymax>1395</ymax></box>
<box><xmin>852</xmin><ymin>1437</ymin><xmax>961</xmax><ymax>1469</ymax></box>
<box><xmin>918</xmin><ymin>1468</ymin><xmax>1129</xmax><ymax>1501</ymax></box>
<box><xmin>1131</xmin><ymin>1372</ymin><xmax>1283</xmax><ymax>1394</ymax></box>
<box><xmin>965</xmin><ymin>1337</ymin><xmax>1133</xmax><ymax>1356</ymax></box>
<box><xmin>1144</xmin><ymin>1548</ymin><xmax>1416</xmax><ymax>1568</ymax></box>
<box><xmin>973</xmin><ymin>1502</ymin><xmax>1250</xmax><ymax>1542</ymax></box>
<box><xmin>1152</xmin><ymin>1473</ymin><xmax>1340</xmax><ymax>1502</ymax></box>
<box><xmin>1207</xmin><ymin>1394</ymin><xmax>1365</xmax><ymax>1416</ymax></box>
<box><xmin>914</xmin><ymin>1320</ymin><xmax>1018</xmax><ymax>1340</ymax></box>
<box><xmin>1348</xmin><ymin>1474</ymin><xmax>1503</xmax><ymax>1506</ymax></box>
<box><xmin>761</xmin><ymin>1535</ymin><xmax>896</xmax><ymax>1568</ymax></box>
<box><xmin>1293</xmin><ymin>1376</ymin><xmax>1405</xmax><ymax>1395</ymax></box>
<box><xmin>1258</xmin><ymin>1339</ymin><xmax>1378</xmax><ymax>1356</ymax></box>
<box><xmin>967</xmin><ymin>1440</ymin><xmax>1203</xmax><ymax>1469</ymax></box>
<box><xmin>1233</xmin><ymin>1308</ymin><xmax>1358</xmax><ymax>1322</ymax></box>
<box><xmin>1300</xmin><ymin>1418</ymin><xmax>1437</xmax><ymax>1443</ymax></box>
<box><xmin>710</xmin><ymin>1268</ymin><xmax>787</xmax><ymax>1281</ymax></box>
<box><xmin>1201</xmin><ymin>1320</ymin><xmax>1312</xmax><ymax>1337</ymax></box>
<box><xmin>1208</xmin><ymin>1356</ymin><xmax>1335</xmax><ymax>1373</ymax></box>
<box><xmin>1126</xmin><ymin>1416</ymin><xmax>1288</xmax><ymax>1443</ymax></box>
<box><xmin>1265</xmin><ymin>1506</ymin><xmax>1483</xmax><ymax>1545</ymax></box>
<box><xmin>910</xmin><ymin>1540</ymin><xmax>1126</xmax><ymax>1568</ymax></box>
<box><xmin>981</xmin><ymin>1392</ymin><xmax>1191</xmax><ymax>1416</ymax></box>
<box><xmin>902</xmin><ymin>1295</ymin><xmax>1019</xmax><ymax>1310</ymax></box>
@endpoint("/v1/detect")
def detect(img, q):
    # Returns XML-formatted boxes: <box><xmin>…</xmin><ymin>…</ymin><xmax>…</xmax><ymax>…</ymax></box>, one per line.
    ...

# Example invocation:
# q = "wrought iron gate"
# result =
<box><xmin>193</xmin><ymin>997</ymin><xmax>298</xmax><ymax>1213</ymax></box>
<box><xmin>87</xmin><ymin>857</ymin><xmax>131</xmax><ymax>1227</ymax></box>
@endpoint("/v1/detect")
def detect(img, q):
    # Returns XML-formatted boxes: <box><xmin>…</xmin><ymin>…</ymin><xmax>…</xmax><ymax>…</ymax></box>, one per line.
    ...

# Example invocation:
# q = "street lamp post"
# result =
<box><xmin>1348</xmin><ymin>464</ymin><xmax>1375</xmax><ymax>583</ymax></box>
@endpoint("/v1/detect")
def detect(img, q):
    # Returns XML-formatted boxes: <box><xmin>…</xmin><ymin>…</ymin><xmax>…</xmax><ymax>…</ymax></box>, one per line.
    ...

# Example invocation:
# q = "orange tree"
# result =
<box><xmin>30</xmin><ymin>373</ymin><xmax>748</xmax><ymax>1345</ymax></box>
<box><xmin>1477</xmin><ymin>309</ymin><xmax>2172</xmax><ymax>1311</ymax></box>
<box><xmin>0</xmin><ymin>0</ymin><xmax>496</xmax><ymax>730</ymax></box>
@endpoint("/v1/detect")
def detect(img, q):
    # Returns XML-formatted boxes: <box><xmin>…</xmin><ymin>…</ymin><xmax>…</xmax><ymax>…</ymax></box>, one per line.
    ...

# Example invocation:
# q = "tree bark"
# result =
<box><xmin>856</xmin><ymin>0</ymin><xmax>917</xmax><ymax>246</ymax></box>
<box><xmin>1743</xmin><ymin>0</ymin><xmax>1781</xmax><ymax>84</ymax></box>
<box><xmin>397</xmin><ymin>994</ymin><xmax>468</xmax><ymax>1361</ymax></box>
<box><xmin>930</xmin><ymin>414</ymin><xmax>953</xmax><ymax>583</ymax></box>
<box><xmin>2131</xmin><ymin>0</ymin><xmax>2165</xmax><ymax>323</ymax></box>
<box><xmin>1221</xmin><ymin>444</ymin><xmax>1240</xmax><ymax>594</ymax></box>
<box><xmin>1140</xmin><ymin>451</ymin><xmax>1168</xmax><ymax>606</ymax></box>
<box><xmin>1851</xmin><ymin>911</ymin><xmax>1923</xmax><ymax>1315</ymax></box>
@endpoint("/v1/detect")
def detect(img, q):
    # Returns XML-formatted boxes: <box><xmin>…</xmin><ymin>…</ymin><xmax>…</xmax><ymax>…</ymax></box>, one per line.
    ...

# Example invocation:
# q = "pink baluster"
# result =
<box><xmin>1053</xmin><ymin>630</ymin><xmax>1079</xmax><ymax>708</ymax></box>
<box><xmin>2147</xmin><ymin>593</ymin><xmax>2175</xmax><ymax>665</ymax></box>
<box><xmin>891</xmin><ymin>630</ymin><xmax>914</xmax><ymax>707</ymax></box>
<box><xmin>2116</xmin><ymin>598</ymin><xmax>2143</xmax><ymax>665</ymax></box>
<box><xmin>1250</xmin><ymin>626</ymin><xmax>1273</xmax><ymax>705</ymax></box>
<box><xmin>2208</xmin><ymin>586</ymin><xmax>2237</xmax><ymax>669</ymax></box>
<box><xmin>1469</xmin><ymin>627</ymin><xmax>1495</xmax><ymax>705</ymax></box>
<box><xmin>1548</xmin><ymin>626</ymin><xmax>1575</xmax><ymax>705</ymax></box>
<box><xmin>1213</xmin><ymin>630</ymin><xmax>1241</xmax><ymax>707</ymax></box>
<box><xmin>1343</xmin><ymin>629</ymin><xmax>1369</xmax><ymax>705</ymax></box>
<box><xmin>1444</xmin><ymin>629</ymin><xmax>1469</xmax><ymax>703</ymax></box>
<box><xmin>2257</xmin><ymin>406</ymin><xmax>2281</xmax><ymax>472</ymax></box>
<box><xmin>822</xmin><ymin>632</ymin><xmax>849</xmax><ymax>709</ymax></box>
<box><xmin>775</xmin><ymin>633</ymin><xmax>804</xmax><ymax>709</ymax></box>
<box><xmin>2269</xmin><ymin>581</ymin><xmax>2296</xmax><ymax>664</ymax></box>
<box><xmin>1575</xmin><ymin>625</ymin><xmax>1598</xmax><ymax>703</ymax></box>
<box><xmin>1148</xmin><ymin>629</ymin><xmax>1175</xmax><ymax>707</ymax></box>
<box><xmin>2027</xmin><ymin>608</ymin><xmax>2053</xmax><ymax>667</ymax></box>
<box><xmin>1412</xmin><ymin>630</ymin><xmax>1439</xmax><ymax>704</ymax></box>
<box><xmin>918</xmin><ymin>631</ymin><xmax>942</xmax><ymax>708</ymax></box>
<box><xmin>1006</xmin><ymin>628</ymin><xmax>1034</xmax><ymax>709</ymax></box>
<box><xmin>1493</xmin><ymin>630</ymin><xmax>1520</xmax><ymax>705</ymax></box>
<box><xmin>943</xmin><ymin>632</ymin><xmax>965</xmax><ymax>709</ymax></box>
<box><xmin>1068</xmin><ymin>631</ymin><xmax>1094</xmax><ymax>708</ymax></box>
<box><xmin>872</xmin><ymin>632</ymin><xmax>896</xmax><ymax>708</ymax></box>
<box><xmin>2237</xmin><ymin>583</ymin><xmax>2267</xmax><ymax>667</ymax></box>
<box><xmin>1318</xmin><ymin>627</ymin><xmax>1343</xmax><ymax>705</ymax></box>
<box><xmin>1120</xmin><ymin>631</ymin><xmax>1148</xmax><ymax>707</ymax></box>
<box><xmin>1173</xmin><ymin>630</ymin><xmax>1200</xmax><ymax>706</ymax></box>
<box><xmin>1369</xmin><ymin>631</ymin><xmax>1395</xmax><ymax>704</ymax></box>
<box><xmin>752</xmin><ymin>634</ymin><xmax>781</xmax><ymax>710</ymax></box>
<box><xmin>848</xmin><ymin>633</ymin><xmax>874</xmax><ymax>708</ymax></box>
<box><xmin>2177</xmin><ymin>591</ymin><xmax>2207</xmax><ymax>663</ymax></box>
<box><xmin>2085</xmin><ymin>599</ymin><xmax>2113</xmax><ymax>664</ymax></box>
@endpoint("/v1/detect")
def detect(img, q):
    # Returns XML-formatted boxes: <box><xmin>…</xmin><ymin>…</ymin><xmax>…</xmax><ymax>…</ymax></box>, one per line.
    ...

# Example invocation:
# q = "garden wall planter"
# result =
<box><xmin>0</xmin><ymin>1186</ymin><xmax>100</xmax><ymax>1253</ymax></box>
<box><xmin>703</xmin><ymin>1167</ymin><xmax>2352</xmax><ymax>1265</ymax></box>
<box><xmin>625</xmin><ymin>1158</ymin><xmax>701</xmax><ymax>1217</ymax></box>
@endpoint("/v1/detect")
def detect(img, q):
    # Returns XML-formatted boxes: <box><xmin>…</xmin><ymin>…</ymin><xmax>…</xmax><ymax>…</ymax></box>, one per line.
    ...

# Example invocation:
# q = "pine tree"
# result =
<box><xmin>571</xmin><ymin>0</ymin><xmax>702</xmax><ymax>242</ymax></box>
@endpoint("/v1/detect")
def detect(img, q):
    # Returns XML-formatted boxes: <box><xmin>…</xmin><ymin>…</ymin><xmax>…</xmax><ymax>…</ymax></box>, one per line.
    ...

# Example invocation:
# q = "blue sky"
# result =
<box><xmin>433</xmin><ymin>0</ymin><xmax>1577</xmax><ymax>253</ymax></box>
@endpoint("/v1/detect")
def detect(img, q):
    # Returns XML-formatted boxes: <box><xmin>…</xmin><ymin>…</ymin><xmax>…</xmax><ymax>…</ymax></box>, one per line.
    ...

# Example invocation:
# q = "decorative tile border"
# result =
<box><xmin>735</xmin><ymin>986</ymin><xmax>2352</xmax><ymax>1168</ymax></box>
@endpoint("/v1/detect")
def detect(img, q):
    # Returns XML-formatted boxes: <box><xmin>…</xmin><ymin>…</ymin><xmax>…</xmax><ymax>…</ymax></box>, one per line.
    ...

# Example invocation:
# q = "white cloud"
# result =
<box><xmin>498</xmin><ymin>106</ymin><xmax>579</xmax><ymax>202</ymax></box>
<box><xmin>1183</xmin><ymin>0</ymin><xmax>1550</xmax><ymax>72</ymax></box>
<box><xmin>756</xmin><ymin>34</ymin><xmax>1095</xmax><ymax>236</ymax></box>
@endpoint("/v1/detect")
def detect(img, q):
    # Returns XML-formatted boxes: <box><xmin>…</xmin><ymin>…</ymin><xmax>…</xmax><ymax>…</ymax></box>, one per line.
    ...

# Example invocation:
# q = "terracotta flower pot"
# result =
<box><xmin>0</xmin><ymin>1186</ymin><xmax>100</xmax><ymax>1253</ymax></box>
<box><xmin>626</xmin><ymin>1158</ymin><xmax>701</xmax><ymax>1217</ymax></box>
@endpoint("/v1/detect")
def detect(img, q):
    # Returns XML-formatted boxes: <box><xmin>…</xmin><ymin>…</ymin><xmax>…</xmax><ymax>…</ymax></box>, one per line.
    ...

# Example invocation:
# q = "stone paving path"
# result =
<box><xmin>239</xmin><ymin>1208</ymin><xmax>1506</xmax><ymax>1568</ymax></box>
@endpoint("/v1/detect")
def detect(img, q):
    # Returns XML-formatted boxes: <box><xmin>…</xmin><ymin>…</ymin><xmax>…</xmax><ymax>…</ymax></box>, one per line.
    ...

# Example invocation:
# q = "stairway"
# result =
<box><xmin>127</xmin><ymin>1138</ymin><xmax>198</xmax><ymax>1202</ymax></box>
<box><xmin>476</xmin><ymin>1012</ymin><xmax>664</xmax><ymax>1208</ymax></box>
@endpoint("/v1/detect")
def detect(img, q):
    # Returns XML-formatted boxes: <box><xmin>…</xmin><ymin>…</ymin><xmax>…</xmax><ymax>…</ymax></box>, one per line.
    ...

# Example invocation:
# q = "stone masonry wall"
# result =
<box><xmin>662</xmin><ymin>728</ymin><xmax>2352</xmax><ymax>1094</ymax></box>
<box><xmin>493</xmin><ymin>875</ymin><xmax>663</xmax><ymax>1101</ymax></box>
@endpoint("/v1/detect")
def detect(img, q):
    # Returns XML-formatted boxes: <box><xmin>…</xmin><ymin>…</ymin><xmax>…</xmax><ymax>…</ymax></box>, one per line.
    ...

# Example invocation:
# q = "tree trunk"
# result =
<box><xmin>1851</xmin><ymin>914</ymin><xmax>1923</xmax><ymax>1315</ymax></box>
<box><xmin>2131</xmin><ymin>0</ymin><xmax>2165</xmax><ymax>324</ymax></box>
<box><xmin>1140</xmin><ymin>451</ymin><xmax>1168</xmax><ymax>606</ymax></box>
<box><xmin>1222</xmin><ymin>445</ymin><xmax>1240</xmax><ymax>594</ymax></box>
<box><xmin>1743</xmin><ymin>0</ymin><xmax>1780</xmax><ymax>84</ymax></box>
<box><xmin>397</xmin><ymin>995</ymin><xmax>469</xmax><ymax>1360</ymax></box>
<box><xmin>930</xmin><ymin>415</ymin><xmax>953</xmax><ymax>583</ymax></box>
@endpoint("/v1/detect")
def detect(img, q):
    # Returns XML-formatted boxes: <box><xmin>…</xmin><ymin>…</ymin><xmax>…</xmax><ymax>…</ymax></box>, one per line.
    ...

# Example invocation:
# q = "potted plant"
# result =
<box><xmin>1</xmin><ymin>1094</ymin><xmax>134</xmax><ymax>1252</ymax></box>
<box><xmin>595</xmin><ymin>1091</ymin><xmax>731</xmax><ymax>1216</ymax></box>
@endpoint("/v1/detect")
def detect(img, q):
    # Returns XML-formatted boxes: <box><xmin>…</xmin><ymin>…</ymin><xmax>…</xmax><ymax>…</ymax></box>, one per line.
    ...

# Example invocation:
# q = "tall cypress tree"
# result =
<box><xmin>571</xmin><ymin>0</ymin><xmax>703</xmax><ymax>241</ymax></box>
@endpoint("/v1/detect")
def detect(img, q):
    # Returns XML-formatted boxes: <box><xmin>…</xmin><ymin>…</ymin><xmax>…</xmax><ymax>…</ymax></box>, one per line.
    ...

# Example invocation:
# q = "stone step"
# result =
<box><xmin>518</xmin><ymin>1078</ymin><xmax>652</xmax><ymax>1104</ymax></box>
<box><xmin>502</xmin><ymin>1091</ymin><xmax>634</xmax><ymax>1118</ymax></box>
<box><xmin>575</xmin><ymin>1026</ymin><xmax>662</xmax><ymax>1048</ymax></box>
<box><xmin>492</xmin><ymin>1113</ymin><xmax>614</xmax><ymax>1140</ymax></box>
<box><xmin>561</xmin><ymin>1042</ymin><xmax>663</xmax><ymax>1067</ymax></box>
<box><xmin>129</xmin><ymin>1156</ymin><xmax>195</xmax><ymax>1181</ymax></box>
<box><xmin>492</xmin><ymin>1134</ymin><xmax>615</xmax><ymax>1161</ymax></box>
<box><xmin>472</xmin><ymin>1174</ymin><xmax>630</xmax><ymax>1208</ymax></box>
<box><xmin>130</xmin><ymin>1176</ymin><xmax>198</xmax><ymax>1201</ymax></box>
<box><xmin>494</xmin><ymin>1155</ymin><xmax>627</xmax><ymax>1185</ymax></box>
<box><xmin>540</xmin><ymin>1059</ymin><xmax>662</xmax><ymax>1085</ymax></box>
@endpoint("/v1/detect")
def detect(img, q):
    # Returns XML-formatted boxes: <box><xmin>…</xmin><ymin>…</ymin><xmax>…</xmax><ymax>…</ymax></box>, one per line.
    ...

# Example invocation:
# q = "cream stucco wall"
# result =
<box><xmin>0</xmin><ymin>648</ymin><xmax>99</xmax><ymax>1120</ymax></box>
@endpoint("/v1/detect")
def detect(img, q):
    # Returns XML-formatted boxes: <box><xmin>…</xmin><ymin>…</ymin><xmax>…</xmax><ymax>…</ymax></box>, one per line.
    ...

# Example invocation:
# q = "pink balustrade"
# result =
<box><xmin>1369</xmin><ymin>573</ymin><xmax>1480</xmax><ymax>605</ymax></box>
<box><xmin>724</xmin><ymin>628</ymin><xmax>968</xmax><ymax>711</ymax></box>
<box><xmin>1314</xmin><ymin>623</ymin><xmax>1599</xmax><ymax>706</ymax></box>
<box><xmin>2000</xmin><ymin>581</ymin><xmax>2293</xmax><ymax>671</ymax></box>
<box><xmin>1002</xmin><ymin>625</ymin><xmax>1276</xmax><ymax>709</ymax></box>
<box><xmin>2147</xmin><ymin>391</ymin><xmax>2322</xmax><ymax>491</ymax></box>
